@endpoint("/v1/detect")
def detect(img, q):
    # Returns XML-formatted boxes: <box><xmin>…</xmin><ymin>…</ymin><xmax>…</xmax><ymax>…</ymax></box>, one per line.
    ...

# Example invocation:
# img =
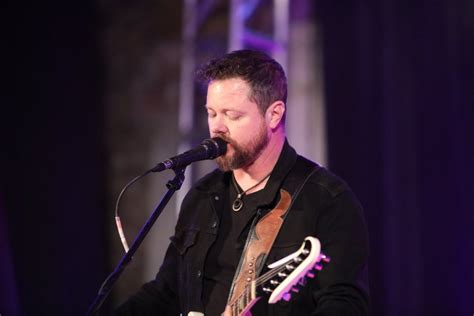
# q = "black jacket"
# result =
<box><xmin>117</xmin><ymin>141</ymin><xmax>370</xmax><ymax>315</ymax></box>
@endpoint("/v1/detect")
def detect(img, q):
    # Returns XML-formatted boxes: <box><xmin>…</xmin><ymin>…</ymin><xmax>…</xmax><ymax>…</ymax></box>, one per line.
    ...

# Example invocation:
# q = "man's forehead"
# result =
<box><xmin>208</xmin><ymin>78</ymin><xmax>250</xmax><ymax>92</ymax></box>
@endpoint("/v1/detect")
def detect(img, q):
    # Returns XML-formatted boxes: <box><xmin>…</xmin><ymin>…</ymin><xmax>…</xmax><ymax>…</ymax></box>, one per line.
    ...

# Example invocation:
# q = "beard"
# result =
<box><xmin>215</xmin><ymin>123</ymin><xmax>269</xmax><ymax>172</ymax></box>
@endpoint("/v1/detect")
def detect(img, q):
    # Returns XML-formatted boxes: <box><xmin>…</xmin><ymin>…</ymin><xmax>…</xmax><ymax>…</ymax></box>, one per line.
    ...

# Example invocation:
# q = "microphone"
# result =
<box><xmin>150</xmin><ymin>137</ymin><xmax>227</xmax><ymax>172</ymax></box>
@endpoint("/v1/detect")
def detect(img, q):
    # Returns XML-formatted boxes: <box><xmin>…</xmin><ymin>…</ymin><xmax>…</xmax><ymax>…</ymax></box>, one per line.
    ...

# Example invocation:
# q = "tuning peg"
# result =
<box><xmin>307</xmin><ymin>271</ymin><xmax>315</xmax><ymax>278</ymax></box>
<box><xmin>285</xmin><ymin>264</ymin><xmax>295</xmax><ymax>271</ymax></box>
<box><xmin>315</xmin><ymin>263</ymin><xmax>323</xmax><ymax>271</ymax></box>
<box><xmin>278</xmin><ymin>272</ymin><xmax>288</xmax><ymax>278</ymax></box>
<box><xmin>270</xmin><ymin>280</ymin><xmax>280</xmax><ymax>285</ymax></box>
<box><xmin>291</xmin><ymin>287</ymin><xmax>300</xmax><ymax>293</ymax></box>
<box><xmin>283</xmin><ymin>293</ymin><xmax>292</xmax><ymax>301</ymax></box>
<box><xmin>320</xmin><ymin>254</ymin><xmax>330</xmax><ymax>263</ymax></box>
<box><xmin>263</xmin><ymin>287</ymin><xmax>272</xmax><ymax>293</ymax></box>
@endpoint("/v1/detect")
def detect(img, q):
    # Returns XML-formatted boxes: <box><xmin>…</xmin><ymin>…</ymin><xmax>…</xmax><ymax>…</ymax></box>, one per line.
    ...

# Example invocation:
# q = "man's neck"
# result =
<box><xmin>233</xmin><ymin>133</ymin><xmax>285</xmax><ymax>193</ymax></box>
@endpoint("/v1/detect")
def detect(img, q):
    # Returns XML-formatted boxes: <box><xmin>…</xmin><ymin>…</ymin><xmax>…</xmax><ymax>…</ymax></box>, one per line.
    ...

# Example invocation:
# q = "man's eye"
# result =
<box><xmin>207</xmin><ymin>111</ymin><xmax>216</xmax><ymax>118</ymax></box>
<box><xmin>227</xmin><ymin>112</ymin><xmax>241</xmax><ymax>120</ymax></box>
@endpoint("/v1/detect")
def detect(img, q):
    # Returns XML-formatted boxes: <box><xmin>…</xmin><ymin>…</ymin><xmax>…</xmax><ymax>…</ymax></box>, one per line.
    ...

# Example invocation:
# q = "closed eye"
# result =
<box><xmin>207</xmin><ymin>109</ymin><xmax>216</xmax><ymax>118</ymax></box>
<box><xmin>226</xmin><ymin>111</ymin><xmax>242</xmax><ymax>120</ymax></box>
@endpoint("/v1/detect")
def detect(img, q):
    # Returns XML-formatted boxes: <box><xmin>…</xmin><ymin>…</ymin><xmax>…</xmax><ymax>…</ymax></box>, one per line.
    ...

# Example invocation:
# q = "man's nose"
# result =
<box><xmin>209</xmin><ymin>117</ymin><xmax>228</xmax><ymax>135</ymax></box>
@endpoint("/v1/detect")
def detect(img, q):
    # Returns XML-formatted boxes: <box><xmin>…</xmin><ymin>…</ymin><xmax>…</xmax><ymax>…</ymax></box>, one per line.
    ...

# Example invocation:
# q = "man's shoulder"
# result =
<box><xmin>295</xmin><ymin>155</ymin><xmax>351</xmax><ymax>198</ymax></box>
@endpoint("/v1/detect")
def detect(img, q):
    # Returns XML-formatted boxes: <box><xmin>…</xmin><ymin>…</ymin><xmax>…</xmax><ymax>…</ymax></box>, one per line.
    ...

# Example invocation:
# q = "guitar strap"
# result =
<box><xmin>227</xmin><ymin>158</ymin><xmax>320</xmax><ymax>307</ymax></box>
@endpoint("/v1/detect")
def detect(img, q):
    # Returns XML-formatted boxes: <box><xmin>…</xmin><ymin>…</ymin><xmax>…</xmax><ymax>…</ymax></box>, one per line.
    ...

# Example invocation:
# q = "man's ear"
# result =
<box><xmin>266</xmin><ymin>101</ymin><xmax>285</xmax><ymax>129</ymax></box>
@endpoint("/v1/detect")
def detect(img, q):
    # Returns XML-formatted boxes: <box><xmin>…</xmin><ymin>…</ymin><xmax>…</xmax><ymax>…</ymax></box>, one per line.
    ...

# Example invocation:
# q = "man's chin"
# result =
<box><xmin>216</xmin><ymin>147</ymin><xmax>236</xmax><ymax>171</ymax></box>
<box><xmin>216</xmin><ymin>152</ymin><xmax>241</xmax><ymax>171</ymax></box>
<box><xmin>216</xmin><ymin>156</ymin><xmax>232</xmax><ymax>172</ymax></box>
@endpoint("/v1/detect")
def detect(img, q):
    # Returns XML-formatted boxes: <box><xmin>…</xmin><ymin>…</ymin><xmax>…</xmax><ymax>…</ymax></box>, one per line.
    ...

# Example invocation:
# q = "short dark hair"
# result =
<box><xmin>197</xmin><ymin>50</ymin><xmax>287</xmax><ymax>115</ymax></box>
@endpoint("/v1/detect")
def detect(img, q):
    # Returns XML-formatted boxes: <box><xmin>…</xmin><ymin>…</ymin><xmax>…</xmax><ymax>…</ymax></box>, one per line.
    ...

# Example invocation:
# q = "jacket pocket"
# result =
<box><xmin>170</xmin><ymin>229</ymin><xmax>198</xmax><ymax>255</ymax></box>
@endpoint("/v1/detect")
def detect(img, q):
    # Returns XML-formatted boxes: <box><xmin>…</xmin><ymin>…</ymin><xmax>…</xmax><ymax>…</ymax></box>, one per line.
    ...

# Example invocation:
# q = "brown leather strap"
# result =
<box><xmin>227</xmin><ymin>189</ymin><xmax>292</xmax><ymax>306</ymax></box>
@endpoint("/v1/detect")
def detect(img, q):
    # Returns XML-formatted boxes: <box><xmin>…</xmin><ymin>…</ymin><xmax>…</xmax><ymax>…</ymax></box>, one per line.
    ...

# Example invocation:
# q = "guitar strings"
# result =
<box><xmin>232</xmin><ymin>259</ymin><xmax>304</xmax><ymax>312</ymax></box>
<box><xmin>255</xmin><ymin>263</ymin><xmax>289</xmax><ymax>286</ymax></box>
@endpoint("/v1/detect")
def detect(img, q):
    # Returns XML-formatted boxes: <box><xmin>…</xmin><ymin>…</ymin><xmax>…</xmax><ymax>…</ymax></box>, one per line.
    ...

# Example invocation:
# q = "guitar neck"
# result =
<box><xmin>229</xmin><ymin>280</ymin><xmax>258</xmax><ymax>316</ymax></box>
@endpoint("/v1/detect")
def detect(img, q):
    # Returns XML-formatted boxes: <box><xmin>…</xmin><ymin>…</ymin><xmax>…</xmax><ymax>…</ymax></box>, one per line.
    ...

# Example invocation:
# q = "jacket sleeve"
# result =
<box><xmin>115</xmin><ymin>241</ymin><xmax>181</xmax><ymax>316</ymax></box>
<box><xmin>311</xmin><ymin>189</ymin><xmax>370</xmax><ymax>316</ymax></box>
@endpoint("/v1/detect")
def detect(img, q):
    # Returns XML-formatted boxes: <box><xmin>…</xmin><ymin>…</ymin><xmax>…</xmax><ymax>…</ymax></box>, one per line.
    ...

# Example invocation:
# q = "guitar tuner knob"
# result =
<box><xmin>315</xmin><ymin>263</ymin><xmax>323</xmax><ymax>271</ymax></box>
<box><xmin>291</xmin><ymin>287</ymin><xmax>300</xmax><ymax>293</ymax></box>
<box><xmin>302</xmin><ymin>249</ymin><xmax>310</xmax><ymax>255</ymax></box>
<box><xmin>320</xmin><ymin>254</ymin><xmax>330</xmax><ymax>262</ymax></box>
<box><xmin>307</xmin><ymin>272</ymin><xmax>315</xmax><ymax>278</ymax></box>
<box><xmin>294</xmin><ymin>257</ymin><xmax>303</xmax><ymax>263</ymax></box>
<box><xmin>270</xmin><ymin>280</ymin><xmax>280</xmax><ymax>285</ymax></box>
<box><xmin>283</xmin><ymin>293</ymin><xmax>292</xmax><ymax>302</ymax></box>
<box><xmin>278</xmin><ymin>272</ymin><xmax>288</xmax><ymax>277</ymax></box>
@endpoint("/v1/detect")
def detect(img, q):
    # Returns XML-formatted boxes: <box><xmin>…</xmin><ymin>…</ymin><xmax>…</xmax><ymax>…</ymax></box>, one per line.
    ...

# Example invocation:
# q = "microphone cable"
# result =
<box><xmin>114</xmin><ymin>169</ymin><xmax>152</xmax><ymax>253</ymax></box>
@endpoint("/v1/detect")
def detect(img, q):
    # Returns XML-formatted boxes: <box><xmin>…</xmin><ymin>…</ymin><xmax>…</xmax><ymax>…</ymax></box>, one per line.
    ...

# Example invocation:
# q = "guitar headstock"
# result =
<box><xmin>260</xmin><ymin>236</ymin><xmax>330</xmax><ymax>304</ymax></box>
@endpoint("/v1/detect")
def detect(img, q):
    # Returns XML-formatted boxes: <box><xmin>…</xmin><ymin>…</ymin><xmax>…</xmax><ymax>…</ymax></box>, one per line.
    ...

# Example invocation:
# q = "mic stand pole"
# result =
<box><xmin>86</xmin><ymin>167</ymin><xmax>186</xmax><ymax>316</ymax></box>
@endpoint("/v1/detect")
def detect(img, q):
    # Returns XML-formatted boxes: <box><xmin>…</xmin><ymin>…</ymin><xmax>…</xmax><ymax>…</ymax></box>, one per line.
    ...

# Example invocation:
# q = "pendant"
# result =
<box><xmin>232</xmin><ymin>197</ymin><xmax>244</xmax><ymax>212</ymax></box>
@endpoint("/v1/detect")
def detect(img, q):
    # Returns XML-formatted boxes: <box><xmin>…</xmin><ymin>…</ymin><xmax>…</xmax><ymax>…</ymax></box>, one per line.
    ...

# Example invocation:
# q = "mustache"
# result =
<box><xmin>214</xmin><ymin>134</ymin><xmax>238</xmax><ymax>147</ymax></box>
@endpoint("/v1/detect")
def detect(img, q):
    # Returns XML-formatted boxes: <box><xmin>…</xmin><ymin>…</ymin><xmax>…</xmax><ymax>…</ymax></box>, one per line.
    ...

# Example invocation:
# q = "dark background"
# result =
<box><xmin>2</xmin><ymin>1</ymin><xmax>473</xmax><ymax>315</ymax></box>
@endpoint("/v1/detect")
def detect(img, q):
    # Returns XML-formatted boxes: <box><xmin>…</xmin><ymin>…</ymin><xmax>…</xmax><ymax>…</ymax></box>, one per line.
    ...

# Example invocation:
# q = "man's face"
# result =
<box><xmin>206</xmin><ymin>78</ymin><xmax>269</xmax><ymax>171</ymax></box>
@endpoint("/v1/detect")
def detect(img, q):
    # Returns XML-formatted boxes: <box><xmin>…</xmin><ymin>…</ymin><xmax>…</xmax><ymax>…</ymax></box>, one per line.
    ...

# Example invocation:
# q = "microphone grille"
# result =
<box><xmin>203</xmin><ymin>137</ymin><xmax>227</xmax><ymax>158</ymax></box>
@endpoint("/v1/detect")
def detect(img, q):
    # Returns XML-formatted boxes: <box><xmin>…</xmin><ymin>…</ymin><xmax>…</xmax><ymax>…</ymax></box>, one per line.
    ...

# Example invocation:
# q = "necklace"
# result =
<box><xmin>231</xmin><ymin>172</ymin><xmax>271</xmax><ymax>212</ymax></box>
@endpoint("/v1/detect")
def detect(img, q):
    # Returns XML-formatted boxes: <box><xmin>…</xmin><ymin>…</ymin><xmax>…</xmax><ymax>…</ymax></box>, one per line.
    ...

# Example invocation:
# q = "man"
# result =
<box><xmin>117</xmin><ymin>50</ymin><xmax>369</xmax><ymax>315</ymax></box>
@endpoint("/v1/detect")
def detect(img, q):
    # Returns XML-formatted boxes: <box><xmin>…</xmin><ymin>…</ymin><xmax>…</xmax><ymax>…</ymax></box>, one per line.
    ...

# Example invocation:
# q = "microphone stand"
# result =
<box><xmin>86</xmin><ymin>167</ymin><xmax>186</xmax><ymax>315</ymax></box>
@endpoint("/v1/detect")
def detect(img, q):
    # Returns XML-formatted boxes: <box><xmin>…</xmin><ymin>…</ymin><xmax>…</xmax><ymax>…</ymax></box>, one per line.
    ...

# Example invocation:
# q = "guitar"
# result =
<box><xmin>228</xmin><ymin>236</ymin><xmax>330</xmax><ymax>316</ymax></box>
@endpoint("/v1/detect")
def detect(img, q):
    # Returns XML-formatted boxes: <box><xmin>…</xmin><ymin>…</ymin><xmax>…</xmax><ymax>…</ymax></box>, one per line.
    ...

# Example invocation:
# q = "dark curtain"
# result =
<box><xmin>317</xmin><ymin>0</ymin><xmax>474</xmax><ymax>315</ymax></box>
<box><xmin>0</xmin><ymin>197</ymin><xmax>20</xmax><ymax>315</ymax></box>
<box><xmin>1</xmin><ymin>2</ymin><xmax>108</xmax><ymax>315</ymax></box>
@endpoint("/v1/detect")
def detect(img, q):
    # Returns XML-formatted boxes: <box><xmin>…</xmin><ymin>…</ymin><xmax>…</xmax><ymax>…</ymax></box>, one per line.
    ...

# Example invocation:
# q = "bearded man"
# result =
<box><xmin>117</xmin><ymin>50</ymin><xmax>370</xmax><ymax>316</ymax></box>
